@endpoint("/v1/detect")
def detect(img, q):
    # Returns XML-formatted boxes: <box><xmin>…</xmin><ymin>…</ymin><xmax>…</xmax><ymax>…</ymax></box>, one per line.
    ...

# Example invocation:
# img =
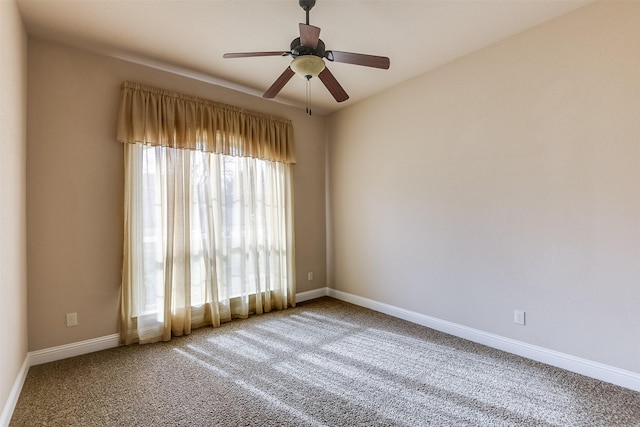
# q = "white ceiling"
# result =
<box><xmin>17</xmin><ymin>0</ymin><xmax>591</xmax><ymax>115</ymax></box>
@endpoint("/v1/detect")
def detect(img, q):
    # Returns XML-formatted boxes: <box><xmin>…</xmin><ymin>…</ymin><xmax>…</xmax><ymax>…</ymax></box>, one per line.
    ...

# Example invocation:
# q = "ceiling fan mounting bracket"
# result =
<box><xmin>299</xmin><ymin>0</ymin><xmax>316</xmax><ymax>12</ymax></box>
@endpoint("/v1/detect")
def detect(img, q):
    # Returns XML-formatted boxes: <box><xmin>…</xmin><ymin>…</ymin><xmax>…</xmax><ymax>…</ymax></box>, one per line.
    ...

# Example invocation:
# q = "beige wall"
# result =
<box><xmin>327</xmin><ymin>1</ymin><xmax>640</xmax><ymax>373</ymax></box>
<box><xmin>26</xmin><ymin>39</ymin><xmax>327</xmax><ymax>351</ymax></box>
<box><xmin>0</xmin><ymin>0</ymin><xmax>28</xmax><ymax>418</ymax></box>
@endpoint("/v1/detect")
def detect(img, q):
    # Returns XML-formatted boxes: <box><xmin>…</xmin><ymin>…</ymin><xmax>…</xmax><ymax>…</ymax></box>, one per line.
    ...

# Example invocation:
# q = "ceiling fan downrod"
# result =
<box><xmin>299</xmin><ymin>0</ymin><xmax>315</xmax><ymax>25</ymax></box>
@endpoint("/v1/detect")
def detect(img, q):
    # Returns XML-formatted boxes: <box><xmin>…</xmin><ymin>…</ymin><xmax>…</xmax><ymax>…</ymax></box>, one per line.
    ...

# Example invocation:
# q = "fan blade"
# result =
<box><xmin>263</xmin><ymin>67</ymin><xmax>296</xmax><ymax>99</ymax></box>
<box><xmin>223</xmin><ymin>51</ymin><xmax>290</xmax><ymax>58</ymax></box>
<box><xmin>318</xmin><ymin>67</ymin><xmax>349</xmax><ymax>102</ymax></box>
<box><xmin>325</xmin><ymin>50</ymin><xmax>390</xmax><ymax>69</ymax></box>
<box><xmin>299</xmin><ymin>23</ymin><xmax>321</xmax><ymax>49</ymax></box>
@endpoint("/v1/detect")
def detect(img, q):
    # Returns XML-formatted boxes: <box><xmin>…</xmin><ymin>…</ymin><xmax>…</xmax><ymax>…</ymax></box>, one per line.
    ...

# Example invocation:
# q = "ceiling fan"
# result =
<box><xmin>223</xmin><ymin>0</ymin><xmax>390</xmax><ymax>111</ymax></box>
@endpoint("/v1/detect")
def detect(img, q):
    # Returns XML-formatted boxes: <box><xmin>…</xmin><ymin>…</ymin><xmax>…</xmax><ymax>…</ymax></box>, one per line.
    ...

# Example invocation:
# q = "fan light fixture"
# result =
<box><xmin>290</xmin><ymin>55</ymin><xmax>325</xmax><ymax>115</ymax></box>
<box><xmin>290</xmin><ymin>55</ymin><xmax>325</xmax><ymax>79</ymax></box>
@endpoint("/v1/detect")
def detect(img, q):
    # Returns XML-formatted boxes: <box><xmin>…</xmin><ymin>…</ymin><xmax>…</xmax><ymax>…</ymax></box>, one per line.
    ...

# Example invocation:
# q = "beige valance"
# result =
<box><xmin>117</xmin><ymin>81</ymin><xmax>296</xmax><ymax>164</ymax></box>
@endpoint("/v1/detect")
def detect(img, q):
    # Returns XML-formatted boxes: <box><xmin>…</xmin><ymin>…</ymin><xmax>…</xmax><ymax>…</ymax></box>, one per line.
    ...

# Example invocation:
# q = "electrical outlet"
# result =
<box><xmin>513</xmin><ymin>310</ymin><xmax>525</xmax><ymax>325</ymax></box>
<box><xmin>307</xmin><ymin>272</ymin><xmax>314</xmax><ymax>281</ymax></box>
<box><xmin>66</xmin><ymin>312</ymin><xmax>78</xmax><ymax>327</ymax></box>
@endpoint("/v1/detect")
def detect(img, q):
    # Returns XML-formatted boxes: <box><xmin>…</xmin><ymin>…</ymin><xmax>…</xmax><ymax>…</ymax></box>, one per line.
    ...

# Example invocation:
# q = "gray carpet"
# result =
<box><xmin>10</xmin><ymin>297</ymin><xmax>640</xmax><ymax>426</ymax></box>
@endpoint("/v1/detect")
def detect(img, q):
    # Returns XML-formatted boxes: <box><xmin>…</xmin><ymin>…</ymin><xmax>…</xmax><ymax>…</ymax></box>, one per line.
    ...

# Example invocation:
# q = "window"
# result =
<box><xmin>117</xmin><ymin>82</ymin><xmax>296</xmax><ymax>345</ymax></box>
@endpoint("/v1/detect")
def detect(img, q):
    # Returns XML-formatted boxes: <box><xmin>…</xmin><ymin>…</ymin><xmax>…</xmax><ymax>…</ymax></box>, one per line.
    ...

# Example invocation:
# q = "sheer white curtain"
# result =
<box><xmin>117</xmin><ymin>82</ymin><xmax>296</xmax><ymax>345</ymax></box>
<box><xmin>122</xmin><ymin>143</ymin><xmax>295</xmax><ymax>344</ymax></box>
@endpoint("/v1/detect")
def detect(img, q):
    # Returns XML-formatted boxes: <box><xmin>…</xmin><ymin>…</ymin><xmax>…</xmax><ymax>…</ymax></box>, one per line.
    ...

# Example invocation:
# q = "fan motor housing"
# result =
<box><xmin>290</xmin><ymin>38</ymin><xmax>326</xmax><ymax>58</ymax></box>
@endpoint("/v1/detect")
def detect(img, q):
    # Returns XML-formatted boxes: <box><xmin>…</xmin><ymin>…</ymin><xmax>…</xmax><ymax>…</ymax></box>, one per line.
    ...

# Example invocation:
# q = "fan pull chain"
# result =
<box><xmin>305</xmin><ymin>76</ymin><xmax>312</xmax><ymax>116</ymax></box>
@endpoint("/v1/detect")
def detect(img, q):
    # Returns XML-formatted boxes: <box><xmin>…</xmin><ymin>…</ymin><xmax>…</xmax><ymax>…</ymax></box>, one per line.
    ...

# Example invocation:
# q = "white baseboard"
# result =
<box><xmin>326</xmin><ymin>288</ymin><xmax>640</xmax><ymax>392</ymax></box>
<box><xmin>28</xmin><ymin>333</ymin><xmax>121</xmax><ymax>367</ymax></box>
<box><xmin>296</xmin><ymin>287</ymin><xmax>329</xmax><ymax>303</ymax></box>
<box><xmin>0</xmin><ymin>356</ymin><xmax>29</xmax><ymax>427</ymax></box>
<box><xmin>27</xmin><ymin>286</ymin><xmax>331</xmax><ymax>366</ymax></box>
